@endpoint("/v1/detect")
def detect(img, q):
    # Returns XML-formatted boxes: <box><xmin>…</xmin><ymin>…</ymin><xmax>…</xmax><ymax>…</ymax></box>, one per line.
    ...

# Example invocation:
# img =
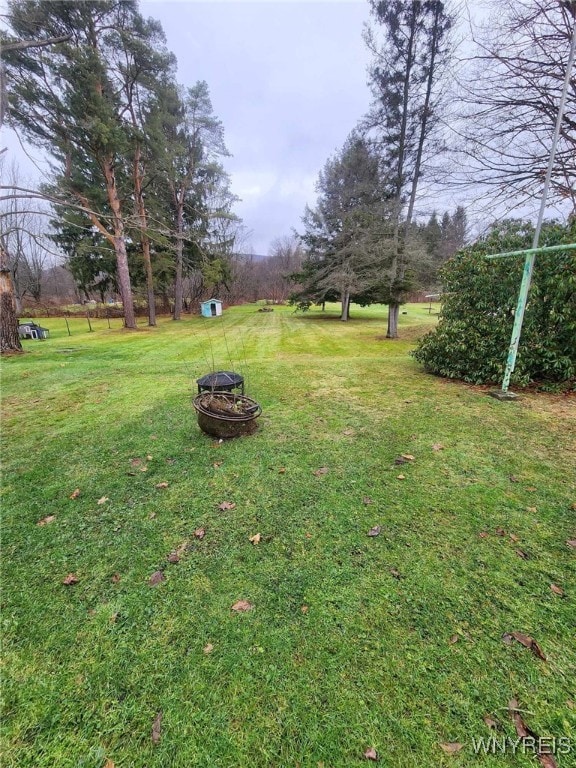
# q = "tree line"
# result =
<box><xmin>1</xmin><ymin>0</ymin><xmax>240</xmax><ymax>350</ymax></box>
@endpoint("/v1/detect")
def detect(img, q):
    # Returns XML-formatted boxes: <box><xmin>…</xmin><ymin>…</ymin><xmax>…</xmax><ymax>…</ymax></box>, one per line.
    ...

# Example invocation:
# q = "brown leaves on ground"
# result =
<box><xmin>194</xmin><ymin>527</ymin><xmax>206</xmax><ymax>540</ymax></box>
<box><xmin>218</xmin><ymin>501</ymin><xmax>236</xmax><ymax>511</ymax></box>
<box><xmin>69</xmin><ymin>488</ymin><xmax>80</xmax><ymax>499</ymax></box>
<box><xmin>97</xmin><ymin>496</ymin><xmax>109</xmax><ymax>505</ymax></box>
<box><xmin>515</xmin><ymin>549</ymin><xmax>530</xmax><ymax>560</ymax></box>
<box><xmin>509</xmin><ymin>699</ymin><xmax>557</xmax><ymax>768</ymax></box>
<box><xmin>62</xmin><ymin>573</ymin><xmax>79</xmax><ymax>585</ymax></box>
<box><xmin>566</xmin><ymin>539</ymin><xmax>576</xmax><ymax>549</ymax></box>
<box><xmin>203</xmin><ymin>643</ymin><xmax>214</xmax><ymax>654</ymax></box>
<box><xmin>432</xmin><ymin>443</ymin><xmax>445</xmax><ymax>451</ymax></box>
<box><xmin>363</xmin><ymin>496</ymin><xmax>374</xmax><ymax>505</ymax></box>
<box><xmin>363</xmin><ymin>747</ymin><xmax>378</xmax><ymax>761</ymax></box>
<box><xmin>130</xmin><ymin>458</ymin><xmax>142</xmax><ymax>467</ymax></box>
<box><xmin>249</xmin><ymin>533</ymin><xmax>262</xmax><ymax>545</ymax></box>
<box><xmin>301</xmin><ymin>605</ymin><xmax>309</xmax><ymax>614</ymax></box>
<box><xmin>396</xmin><ymin>474</ymin><xmax>406</xmax><ymax>480</ymax></box>
<box><xmin>151</xmin><ymin>711</ymin><xmax>162</xmax><ymax>744</ymax></box>
<box><xmin>111</xmin><ymin>573</ymin><xmax>121</xmax><ymax>583</ymax></box>
<box><xmin>37</xmin><ymin>515</ymin><xmax>56</xmax><ymax>526</ymax></box>
<box><xmin>439</xmin><ymin>742</ymin><xmax>463</xmax><ymax>754</ymax></box>
<box><xmin>550</xmin><ymin>584</ymin><xmax>564</xmax><ymax>596</ymax></box>
<box><xmin>342</xmin><ymin>428</ymin><xmax>355</xmax><ymax>436</ymax></box>
<box><xmin>155</xmin><ymin>482</ymin><xmax>169</xmax><ymax>490</ymax></box>
<box><xmin>104</xmin><ymin>760</ymin><xmax>115</xmax><ymax>768</ymax></box>
<box><xmin>483</xmin><ymin>715</ymin><xmax>498</xmax><ymax>729</ymax></box>
<box><xmin>167</xmin><ymin>541</ymin><xmax>190</xmax><ymax>563</ymax></box>
<box><xmin>394</xmin><ymin>454</ymin><xmax>414</xmax><ymax>465</ymax></box>
<box><xmin>313</xmin><ymin>466</ymin><xmax>329</xmax><ymax>477</ymax></box>
<box><xmin>231</xmin><ymin>600</ymin><xmax>253</xmax><ymax>612</ymax></box>
<box><xmin>502</xmin><ymin>631</ymin><xmax>546</xmax><ymax>661</ymax></box>
<box><xmin>149</xmin><ymin>570</ymin><xmax>165</xmax><ymax>586</ymax></box>
<box><xmin>449</xmin><ymin>634</ymin><xmax>459</xmax><ymax>645</ymax></box>
<box><xmin>213</xmin><ymin>460</ymin><xmax>223</xmax><ymax>468</ymax></box>
<box><xmin>367</xmin><ymin>525</ymin><xmax>381</xmax><ymax>537</ymax></box>
<box><xmin>389</xmin><ymin>568</ymin><xmax>402</xmax><ymax>579</ymax></box>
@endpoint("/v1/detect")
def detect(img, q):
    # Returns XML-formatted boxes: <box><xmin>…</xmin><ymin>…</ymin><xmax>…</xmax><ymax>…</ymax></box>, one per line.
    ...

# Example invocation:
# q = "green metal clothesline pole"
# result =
<box><xmin>498</xmin><ymin>22</ymin><xmax>576</xmax><ymax>393</ymax></box>
<box><xmin>485</xmin><ymin>243</ymin><xmax>576</xmax><ymax>260</ymax></box>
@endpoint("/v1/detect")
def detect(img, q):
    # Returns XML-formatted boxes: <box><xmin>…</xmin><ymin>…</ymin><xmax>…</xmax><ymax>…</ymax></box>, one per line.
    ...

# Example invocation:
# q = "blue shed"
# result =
<box><xmin>200</xmin><ymin>299</ymin><xmax>223</xmax><ymax>318</ymax></box>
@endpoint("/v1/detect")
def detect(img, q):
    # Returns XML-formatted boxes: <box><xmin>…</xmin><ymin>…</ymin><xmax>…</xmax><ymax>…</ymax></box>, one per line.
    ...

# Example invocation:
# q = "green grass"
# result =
<box><xmin>2</xmin><ymin>302</ymin><xmax>575</xmax><ymax>768</ymax></box>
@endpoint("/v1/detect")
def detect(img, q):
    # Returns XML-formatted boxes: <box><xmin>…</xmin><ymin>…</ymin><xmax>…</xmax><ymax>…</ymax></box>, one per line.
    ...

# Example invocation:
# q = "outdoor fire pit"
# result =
<box><xmin>193</xmin><ymin>391</ymin><xmax>261</xmax><ymax>438</ymax></box>
<box><xmin>196</xmin><ymin>370</ymin><xmax>244</xmax><ymax>395</ymax></box>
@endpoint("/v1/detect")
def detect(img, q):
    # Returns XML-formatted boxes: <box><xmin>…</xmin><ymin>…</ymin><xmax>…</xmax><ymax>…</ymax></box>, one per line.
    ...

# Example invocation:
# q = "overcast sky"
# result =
<box><xmin>3</xmin><ymin>0</ymin><xmax>374</xmax><ymax>256</ymax></box>
<box><xmin>143</xmin><ymin>0</ymin><xmax>374</xmax><ymax>255</ymax></box>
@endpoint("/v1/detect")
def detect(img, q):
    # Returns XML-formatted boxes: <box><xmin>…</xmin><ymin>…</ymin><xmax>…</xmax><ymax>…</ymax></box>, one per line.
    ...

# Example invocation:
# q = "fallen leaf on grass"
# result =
<box><xmin>150</xmin><ymin>435</ymin><xmax>157</xmax><ymax>440</ymax></box>
<box><xmin>278</xmin><ymin>467</ymin><xmax>286</xmax><ymax>474</ymax></box>
<box><xmin>62</xmin><ymin>573</ymin><xmax>79</xmax><ymax>585</ymax></box>
<box><xmin>432</xmin><ymin>443</ymin><xmax>444</xmax><ymax>451</ymax></box>
<box><xmin>155</xmin><ymin>482</ymin><xmax>169</xmax><ymax>489</ymax></box>
<box><xmin>130</xmin><ymin>458</ymin><xmax>142</xmax><ymax>467</ymax></box>
<box><xmin>149</xmin><ymin>512</ymin><xmax>156</xmax><ymax>519</ymax></box>
<box><xmin>515</xmin><ymin>549</ymin><xmax>530</xmax><ymax>560</ymax></box>
<box><xmin>313</xmin><ymin>467</ymin><xmax>329</xmax><ymax>476</ymax></box>
<box><xmin>509</xmin><ymin>533</ymin><xmax>520</xmax><ymax>543</ymax></box>
<box><xmin>194</xmin><ymin>528</ymin><xmax>206</xmax><ymax>539</ymax></box>
<box><xmin>151</xmin><ymin>711</ymin><xmax>162</xmax><ymax>744</ymax></box>
<box><xmin>526</xmin><ymin>487</ymin><xmax>537</xmax><ymax>492</ymax></box>
<box><xmin>111</xmin><ymin>573</ymin><xmax>121</xmax><ymax>583</ymax></box>
<box><xmin>147</xmin><ymin>454</ymin><xmax>153</xmax><ymax>461</ymax></box>
<box><xmin>167</xmin><ymin>552</ymin><xmax>180</xmax><ymax>563</ymax></box>
<box><xmin>495</xmin><ymin>527</ymin><xmax>507</xmax><ymax>536</ymax></box>
<box><xmin>363</xmin><ymin>496</ymin><xmax>374</xmax><ymax>505</ymax></box>
<box><xmin>249</xmin><ymin>533</ymin><xmax>262</xmax><ymax>545</ymax></box>
<box><xmin>203</xmin><ymin>643</ymin><xmax>214</xmax><ymax>654</ymax></box>
<box><xmin>149</xmin><ymin>571</ymin><xmax>165</xmax><ymax>586</ymax></box>
<box><xmin>571</xmin><ymin>503</ymin><xmax>576</xmax><ymax>511</ymax></box>
<box><xmin>502</xmin><ymin>632</ymin><xmax>546</xmax><ymax>661</ymax></box>
<box><xmin>439</xmin><ymin>742</ymin><xmax>463</xmax><ymax>754</ymax></box>
<box><xmin>367</xmin><ymin>526</ymin><xmax>381</xmax><ymax>537</ymax></box>
<box><xmin>213</xmin><ymin>461</ymin><xmax>223</xmax><ymax>468</ymax></box>
<box><xmin>566</xmin><ymin>539</ymin><xmax>576</xmax><ymax>549</ymax></box>
<box><xmin>397</xmin><ymin>474</ymin><xmax>406</xmax><ymax>480</ymax></box>
<box><xmin>305</xmin><ymin>532</ymin><xmax>313</xmax><ymax>539</ymax></box>
<box><xmin>139</xmin><ymin>466</ymin><xmax>148</xmax><ymax>472</ymax></box>
<box><xmin>37</xmin><ymin>515</ymin><xmax>56</xmax><ymax>526</ymax></box>
<box><xmin>550</xmin><ymin>584</ymin><xmax>564</xmax><ymax>596</ymax></box>
<box><xmin>394</xmin><ymin>456</ymin><xmax>409</xmax><ymax>465</ymax></box>
<box><xmin>69</xmin><ymin>488</ymin><xmax>80</xmax><ymax>499</ymax></box>
<box><xmin>449</xmin><ymin>634</ymin><xmax>459</xmax><ymax>644</ymax></box>
<box><xmin>526</xmin><ymin>506</ymin><xmax>537</xmax><ymax>514</ymax></box>
<box><xmin>218</xmin><ymin>501</ymin><xmax>236</xmax><ymax>511</ymax></box>
<box><xmin>483</xmin><ymin>716</ymin><xmax>498</xmax><ymax>729</ymax></box>
<box><xmin>390</xmin><ymin>568</ymin><xmax>402</xmax><ymax>579</ymax></box>
<box><xmin>479</xmin><ymin>531</ymin><xmax>489</xmax><ymax>538</ymax></box>
<box><xmin>342</xmin><ymin>428</ymin><xmax>355</xmax><ymax>436</ymax></box>
<box><xmin>401</xmin><ymin>454</ymin><xmax>415</xmax><ymax>461</ymax></box>
<box><xmin>363</xmin><ymin>747</ymin><xmax>378</xmax><ymax>761</ymax></box>
<box><xmin>231</xmin><ymin>600</ymin><xmax>253</xmax><ymax>612</ymax></box>
<box><xmin>301</xmin><ymin>605</ymin><xmax>309</xmax><ymax>614</ymax></box>
<box><xmin>508</xmin><ymin>699</ymin><xmax>557</xmax><ymax>768</ymax></box>
<box><xmin>97</xmin><ymin>496</ymin><xmax>109</xmax><ymax>505</ymax></box>
<box><xmin>509</xmin><ymin>475</ymin><xmax>519</xmax><ymax>482</ymax></box>
<box><xmin>104</xmin><ymin>760</ymin><xmax>115</xmax><ymax>768</ymax></box>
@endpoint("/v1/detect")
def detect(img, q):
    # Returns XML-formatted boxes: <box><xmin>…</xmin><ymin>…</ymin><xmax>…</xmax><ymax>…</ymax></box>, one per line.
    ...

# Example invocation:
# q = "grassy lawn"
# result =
<box><xmin>1</xmin><ymin>302</ymin><xmax>575</xmax><ymax>768</ymax></box>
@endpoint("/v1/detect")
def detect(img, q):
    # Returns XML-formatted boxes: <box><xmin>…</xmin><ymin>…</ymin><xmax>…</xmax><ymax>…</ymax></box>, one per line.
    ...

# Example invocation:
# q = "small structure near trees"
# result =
<box><xmin>200</xmin><ymin>299</ymin><xmax>223</xmax><ymax>318</ymax></box>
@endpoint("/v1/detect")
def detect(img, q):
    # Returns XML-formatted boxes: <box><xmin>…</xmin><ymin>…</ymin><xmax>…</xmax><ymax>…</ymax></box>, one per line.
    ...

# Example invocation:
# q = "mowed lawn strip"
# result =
<box><xmin>1</xmin><ymin>303</ymin><xmax>575</xmax><ymax>768</ymax></box>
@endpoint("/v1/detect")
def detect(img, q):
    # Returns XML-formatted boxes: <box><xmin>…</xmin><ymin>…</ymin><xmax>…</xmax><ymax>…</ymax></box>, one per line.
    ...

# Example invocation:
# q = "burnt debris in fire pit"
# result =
<box><xmin>193</xmin><ymin>391</ymin><xmax>262</xmax><ymax>438</ymax></box>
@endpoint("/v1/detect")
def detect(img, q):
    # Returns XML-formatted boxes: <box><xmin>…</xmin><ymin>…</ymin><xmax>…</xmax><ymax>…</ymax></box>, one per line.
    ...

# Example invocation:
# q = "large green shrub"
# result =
<box><xmin>413</xmin><ymin>219</ymin><xmax>576</xmax><ymax>387</ymax></box>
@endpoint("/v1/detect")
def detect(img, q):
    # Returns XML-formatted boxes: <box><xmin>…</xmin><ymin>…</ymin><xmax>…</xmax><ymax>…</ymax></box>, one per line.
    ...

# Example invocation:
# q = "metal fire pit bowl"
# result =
<box><xmin>193</xmin><ymin>391</ymin><xmax>262</xmax><ymax>438</ymax></box>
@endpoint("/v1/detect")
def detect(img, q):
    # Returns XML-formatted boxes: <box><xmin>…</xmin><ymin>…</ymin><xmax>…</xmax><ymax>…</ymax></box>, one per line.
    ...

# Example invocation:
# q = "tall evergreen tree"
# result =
<box><xmin>296</xmin><ymin>133</ymin><xmax>393</xmax><ymax>320</ymax></box>
<box><xmin>364</xmin><ymin>0</ymin><xmax>454</xmax><ymax>336</ymax></box>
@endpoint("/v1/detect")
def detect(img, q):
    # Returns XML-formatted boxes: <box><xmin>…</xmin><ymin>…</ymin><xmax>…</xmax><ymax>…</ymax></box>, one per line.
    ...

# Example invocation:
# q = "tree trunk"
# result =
<box><xmin>133</xmin><ymin>145</ymin><xmax>156</xmax><ymax>326</ymax></box>
<box><xmin>341</xmin><ymin>289</ymin><xmax>350</xmax><ymax>321</ymax></box>
<box><xmin>173</xmin><ymin>197</ymin><xmax>184</xmax><ymax>321</ymax></box>
<box><xmin>0</xmin><ymin>254</ymin><xmax>23</xmax><ymax>354</ymax></box>
<box><xmin>387</xmin><ymin>302</ymin><xmax>400</xmax><ymax>338</ymax></box>
<box><xmin>103</xmin><ymin>157</ymin><xmax>136</xmax><ymax>329</ymax></box>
